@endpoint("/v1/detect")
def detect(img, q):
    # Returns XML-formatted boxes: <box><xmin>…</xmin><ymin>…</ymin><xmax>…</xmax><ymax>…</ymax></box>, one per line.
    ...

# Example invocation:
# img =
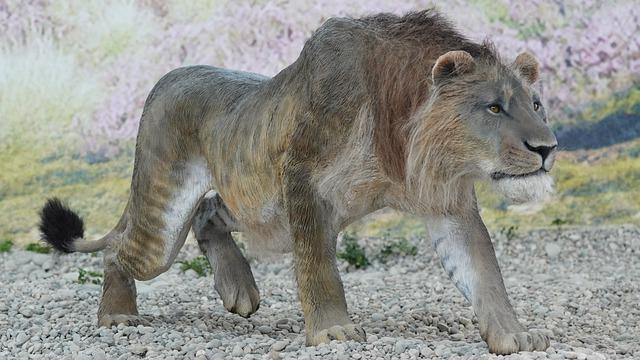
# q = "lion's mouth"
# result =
<box><xmin>490</xmin><ymin>168</ymin><xmax>547</xmax><ymax>181</ymax></box>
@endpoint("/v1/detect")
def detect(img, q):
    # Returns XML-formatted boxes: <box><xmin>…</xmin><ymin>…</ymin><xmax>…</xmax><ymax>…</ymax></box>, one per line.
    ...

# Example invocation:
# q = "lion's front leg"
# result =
<box><xmin>285</xmin><ymin>166</ymin><xmax>366</xmax><ymax>346</ymax></box>
<box><xmin>425</xmin><ymin>209</ymin><xmax>549</xmax><ymax>355</ymax></box>
<box><xmin>192</xmin><ymin>192</ymin><xmax>260</xmax><ymax>318</ymax></box>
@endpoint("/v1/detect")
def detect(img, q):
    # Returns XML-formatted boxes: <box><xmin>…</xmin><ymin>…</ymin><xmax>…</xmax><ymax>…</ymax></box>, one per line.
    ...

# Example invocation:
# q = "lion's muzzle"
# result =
<box><xmin>524</xmin><ymin>141</ymin><xmax>557</xmax><ymax>171</ymax></box>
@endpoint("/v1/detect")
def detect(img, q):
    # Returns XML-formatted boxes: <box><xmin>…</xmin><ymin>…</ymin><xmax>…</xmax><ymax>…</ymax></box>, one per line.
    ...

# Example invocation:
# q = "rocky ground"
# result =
<box><xmin>1</xmin><ymin>225</ymin><xmax>638</xmax><ymax>359</ymax></box>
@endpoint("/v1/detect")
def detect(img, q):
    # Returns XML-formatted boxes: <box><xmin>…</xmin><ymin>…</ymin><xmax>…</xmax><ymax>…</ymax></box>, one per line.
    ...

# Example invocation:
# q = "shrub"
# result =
<box><xmin>77</xmin><ymin>268</ymin><xmax>103</xmax><ymax>285</ymax></box>
<box><xmin>179</xmin><ymin>256</ymin><xmax>212</xmax><ymax>277</ymax></box>
<box><xmin>499</xmin><ymin>225</ymin><xmax>519</xmax><ymax>241</ymax></box>
<box><xmin>0</xmin><ymin>240</ymin><xmax>13</xmax><ymax>253</ymax></box>
<box><xmin>551</xmin><ymin>218</ymin><xmax>570</xmax><ymax>227</ymax></box>
<box><xmin>378</xmin><ymin>234</ymin><xmax>418</xmax><ymax>263</ymax></box>
<box><xmin>337</xmin><ymin>232</ymin><xmax>370</xmax><ymax>269</ymax></box>
<box><xmin>25</xmin><ymin>243</ymin><xmax>51</xmax><ymax>254</ymax></box>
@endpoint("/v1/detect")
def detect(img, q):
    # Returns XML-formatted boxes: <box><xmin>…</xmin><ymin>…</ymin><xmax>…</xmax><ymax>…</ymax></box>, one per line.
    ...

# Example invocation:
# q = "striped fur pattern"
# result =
<box><xmin>38</xmin><ymin>9</ymin><xmax>557</xmax><ymax>354</ymax></box>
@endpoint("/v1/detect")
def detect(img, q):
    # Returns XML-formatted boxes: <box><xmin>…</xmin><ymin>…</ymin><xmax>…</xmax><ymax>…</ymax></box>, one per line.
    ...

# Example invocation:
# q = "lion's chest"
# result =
<box><xmin>211</xmin><ymin>105</ymin><xmax>389</xmax><ymax>256</ymax></box>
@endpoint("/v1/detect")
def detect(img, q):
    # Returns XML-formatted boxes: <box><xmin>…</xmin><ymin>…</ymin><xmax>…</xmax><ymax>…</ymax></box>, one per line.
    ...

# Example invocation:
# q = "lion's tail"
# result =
<box><xmin>38</xmin><ymin>198</ymin><xmax>113</xmax><ymax>253</ymax></box>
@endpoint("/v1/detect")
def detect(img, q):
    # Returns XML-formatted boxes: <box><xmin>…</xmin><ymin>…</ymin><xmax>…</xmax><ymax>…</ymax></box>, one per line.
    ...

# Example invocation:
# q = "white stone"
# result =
<box><xmin>271</xmin><ymin>340</ymin><xmax>289</xmax><ymax>352</ymax></box>
<box><xmin>545</xmin><ymin>242</ymin><xmax>562</xmax><ymax>258</ymax></box>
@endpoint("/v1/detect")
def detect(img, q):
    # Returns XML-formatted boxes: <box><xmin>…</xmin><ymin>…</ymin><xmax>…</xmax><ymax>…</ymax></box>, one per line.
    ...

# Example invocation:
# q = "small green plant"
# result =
<box><xmin>551</xmin><ymin>217</ymin><xmax>571</xmax><ymax>241</ymax></box>
<box><xmin>499</xmin><ymin>225</ymin><xmax>519</xmax><ymax>241</ymax></box>
<box><xmin>0</xmin><ymin>239</ymin><xmax>13</xmax><ymax>253</ymax></box>
<box><xmin>25</xmin><ymin>243</ymin><xmax>50</xmax><ymax>254</ymax></box>
<box><xmin>179</xmin><ymin>256</ymin><xmax>212</xmax><ymax>277</ymax></box>
<box><xmin>551</xmin><ymin>218</ymin><xmax>570</xmax><ymax>227</ymax></box>
<box><xmin>77</xmin><ymin>268</ymin><xmax>103</xmax><ymax>285</ymax></box>
<box><xmin>337</xmin><ymin>232</ymin><xmax>370</xmax><ymax>269</ymax></box>
<box><xmin>378</xmin><ymin>234</ymin><xmax>418</xmax><ymax>263</ymax></box>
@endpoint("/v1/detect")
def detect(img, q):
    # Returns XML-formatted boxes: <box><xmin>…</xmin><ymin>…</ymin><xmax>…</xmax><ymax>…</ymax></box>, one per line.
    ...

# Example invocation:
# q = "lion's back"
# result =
<box><xmin>141</xmin><ymin>66</ymin><xmax>268</xmax><ymax>127</ymax></box>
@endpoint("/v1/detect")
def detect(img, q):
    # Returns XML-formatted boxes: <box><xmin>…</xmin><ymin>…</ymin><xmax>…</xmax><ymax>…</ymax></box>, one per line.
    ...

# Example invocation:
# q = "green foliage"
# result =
<box><xmin>337</xmin><ymin>233</ymin><xmax>370</xmax><ymax>269</ymax></box>
<box><xmin>625</xmin><ymin>143</ymin><xmax>640</xmax><ymax>158</ymax></box>
<box><xmin>179</xmin><ymin>256</ymin><xmax>212</xmax><ymax>277</ymax></box>
<box><xmin>77</xmin><ymin>268</ymin><xmax>103</xmax><ymax>285</ymax></box>
<box><xmin>378</xmin><ymin>235</ymin><xmax>418</xmax><ymax>263</ymax></box>
<box><xmin>551</xmin><ymin>218</ymin><xmax>571</xmax><ymax>227</ymax></box>
<box><xmin>25</xmin><ymin>243</ymin><xmax>50</xmax><ymax>254</ymax></box>
<box><xmin>499</xmin><ymin>225</ymin><xmax>519</xmax><ymax>241</ymax></box>
<box><xmin>564</xmin><ymin>179</ymin><xmax>629</xmax><ymax>197</ymax></box>
<box><xmin>31</xmin><ymin>169</ymin><xmax>98</xmax><ymax>188</ymax></box>
<box><xmin>347</xmin><ymin>212</ymin><xmax>426</xmax><ymax>240</ymax></box>
<box><xmin>0</xmin><ymin>240</ymin><xmax>13</xmax><ymax>253</ymax></box>
<box><xmin>580</xmin><ymin>86</ymin><xmax>640</xmax><ymax>122</ymax></box>
<box><xmin>0</xmin><ymin>150</ymin><xmax>132</xmax><ymax>247</ymax></box>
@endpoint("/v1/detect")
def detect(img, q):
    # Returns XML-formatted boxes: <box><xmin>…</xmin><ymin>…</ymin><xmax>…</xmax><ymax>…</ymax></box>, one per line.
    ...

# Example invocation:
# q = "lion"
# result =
<box><xmin>39</xmin><ymin>10</ymin><xmax>557</xmax><ymax>354</ymax></box>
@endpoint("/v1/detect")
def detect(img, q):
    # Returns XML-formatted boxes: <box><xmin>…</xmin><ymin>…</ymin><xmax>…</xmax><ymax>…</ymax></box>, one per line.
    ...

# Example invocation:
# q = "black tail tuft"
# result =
<box><xmin>39</xmin><ymin>198</ymin><xmax>84</xmax><ymax>253</ymax></box>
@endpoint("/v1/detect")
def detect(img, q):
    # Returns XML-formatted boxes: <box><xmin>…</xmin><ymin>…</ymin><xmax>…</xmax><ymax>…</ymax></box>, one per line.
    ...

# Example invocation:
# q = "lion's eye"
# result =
<box><xmin>533</xmin><ymin>101</ymin><xmax>541</xmax><ymax>111</ymax></box>
<box><xmin>488</xmin><ymin>104</ymin><xmax>502</xmax><ymax>114</ymax></box>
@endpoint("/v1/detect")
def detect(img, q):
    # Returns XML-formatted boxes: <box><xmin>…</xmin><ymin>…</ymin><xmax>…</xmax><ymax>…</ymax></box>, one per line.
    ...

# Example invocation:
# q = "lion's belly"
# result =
<box><xmin>232</xmin><ymin>197</ymin><xmax>293</xmax><ymax>256</ymax></box>
<box><xmin>213</xmin><ymin>169</ymin><xmax>293</xmax><ymax>256</ymax></box>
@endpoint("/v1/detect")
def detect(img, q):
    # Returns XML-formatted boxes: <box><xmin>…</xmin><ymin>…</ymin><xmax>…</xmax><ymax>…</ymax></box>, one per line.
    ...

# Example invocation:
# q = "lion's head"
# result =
<box><xmin>405</xmin><ymin>47</ymin><xmax>557</xmax><ymax>208</ymax></box>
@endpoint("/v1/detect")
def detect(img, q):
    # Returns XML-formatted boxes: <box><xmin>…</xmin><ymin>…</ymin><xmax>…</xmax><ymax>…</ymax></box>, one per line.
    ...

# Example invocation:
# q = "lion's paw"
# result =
<box><xmin>307</xmin><ymin>324</ymin><xmax>366</xmax><ymax>345</ymax></box>
<box><xmin>486</xmin><ymin>329</ymin><xmax>550</xmax><ymax>354</ymax></box>
<box><xmin>98</xmin><ymin>314</ymin><xmax>150</xmax><ymax>328</ymax></box>
<box><xmin>216</xmin><ymin>277</ymin><xmax>260</xmax><ymax>318</ymax></box>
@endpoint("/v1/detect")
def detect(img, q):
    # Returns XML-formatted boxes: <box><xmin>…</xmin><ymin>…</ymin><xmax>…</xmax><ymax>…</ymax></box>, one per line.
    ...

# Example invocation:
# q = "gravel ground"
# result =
<box><xmin>1</xmin><ymin>225</ymin><xmax>639</xmax><ymax>359</ymax></box>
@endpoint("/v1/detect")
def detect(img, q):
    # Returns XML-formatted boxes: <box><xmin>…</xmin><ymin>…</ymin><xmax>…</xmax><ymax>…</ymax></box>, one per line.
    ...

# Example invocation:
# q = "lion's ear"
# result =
<box><xmin>431</xmin><ymin>50</ymin><xmax>475</xmax><ymax>84</ymax></box>
<box><xmin>512</xmin><ymin>52</ymin><xmax>539</xmax><ymax>84</ymax></box>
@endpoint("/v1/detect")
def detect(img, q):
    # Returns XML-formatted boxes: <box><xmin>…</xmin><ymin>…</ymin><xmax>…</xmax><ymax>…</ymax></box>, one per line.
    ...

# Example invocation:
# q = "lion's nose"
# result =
<box><xmin>524</xmin><ymin>141</ymin><xmax>557</xmax><ymax>164</ymax></box>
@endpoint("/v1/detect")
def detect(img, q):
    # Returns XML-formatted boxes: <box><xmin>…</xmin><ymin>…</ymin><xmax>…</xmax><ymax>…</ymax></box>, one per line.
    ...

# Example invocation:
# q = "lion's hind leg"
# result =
<box><xmin>94</xmin><ymin>68</ymin><xmax>225</xmax><ymax>327</ymax></box>
<box><xmin>192</xmin><ymin>192</ymin><xmax>260</xmax><ymax>318</ymax></box>
<box><xmin>98</xmin><ymin>247</ymin><xmax>149</xmax><ymax>327</ymax></box>
<box><xmin>117</xmin><ymin>156</ymin><xmax>213</xmax><ymax>281</ymax></box>
<box><xmin>98</xmin><ymin>156</ymin><xmax>213</xmax><ymax>327</ymax></box>
<box><xmin>98</xmin><ymin>158</ymin><xmax>209</xmax><ymax>327</ymax></box>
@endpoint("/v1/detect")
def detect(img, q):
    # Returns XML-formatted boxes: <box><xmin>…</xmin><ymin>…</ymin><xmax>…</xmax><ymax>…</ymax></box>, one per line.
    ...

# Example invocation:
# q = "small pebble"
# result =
<box><xmin>129</xmin><ymin>345</ymin><xmax>147</xmax><ymax>356</ymax></box>
<box><xmin>257</xmin><ymin>325</ymin><xmax>273</xmax><ymax>334</ymax></box>
<box><xmin>15</xmin><ymin>332</ymin><xmax>29</xmax><ymax>346</ymax></box>
<box><xmin>271</xmin><ymin>339</ymin><xmax>289</xmax><ymax>352</ymax></box>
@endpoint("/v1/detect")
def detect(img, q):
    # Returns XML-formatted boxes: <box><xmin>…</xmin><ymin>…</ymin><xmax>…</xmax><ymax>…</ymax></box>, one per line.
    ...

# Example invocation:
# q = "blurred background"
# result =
<box><xmin>0</xmin><ymin>0</ymin><xmax>639</xmax><ymax>247</ymax></box>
